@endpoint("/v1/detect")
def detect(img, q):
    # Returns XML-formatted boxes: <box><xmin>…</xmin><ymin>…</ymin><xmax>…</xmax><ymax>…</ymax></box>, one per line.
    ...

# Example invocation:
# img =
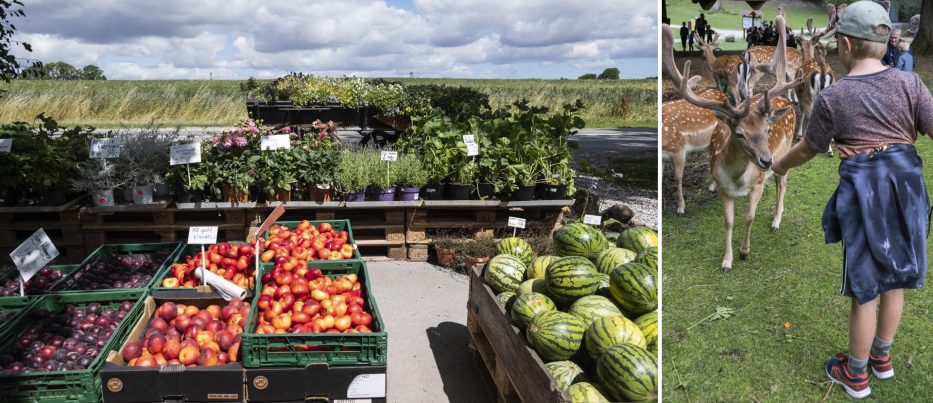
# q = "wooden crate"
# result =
<box><xmin>467</xmin><ymin>265</ymin><xmax>569</xmax><ymax>403</ymax></box>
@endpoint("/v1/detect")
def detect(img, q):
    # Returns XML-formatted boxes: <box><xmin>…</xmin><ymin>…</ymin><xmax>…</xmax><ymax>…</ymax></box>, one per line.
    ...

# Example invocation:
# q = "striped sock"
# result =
<box><xmin>871</xmin><ymin>336</ymin><xmax>893</xmax><ymax>358</ymax></box>
<box><xmin>848</xmin><ymin>355</ymin><xmax>868</xmax><ymax>377</ymax></box>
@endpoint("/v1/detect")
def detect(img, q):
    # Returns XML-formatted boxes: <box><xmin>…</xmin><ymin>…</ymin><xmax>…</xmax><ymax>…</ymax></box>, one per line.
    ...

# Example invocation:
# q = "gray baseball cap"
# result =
<box><xmin>824</xmin><ymin>1</ymin><xmax>892</xmax><ymax>43</ymax></box>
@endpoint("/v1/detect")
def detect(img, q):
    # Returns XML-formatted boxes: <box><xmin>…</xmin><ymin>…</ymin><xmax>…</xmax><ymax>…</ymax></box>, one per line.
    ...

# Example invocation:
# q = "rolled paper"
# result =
<box><xmin>195</xmin><ymin>267</ymin><xmax>247</xmax><ymax>301</ymax></box>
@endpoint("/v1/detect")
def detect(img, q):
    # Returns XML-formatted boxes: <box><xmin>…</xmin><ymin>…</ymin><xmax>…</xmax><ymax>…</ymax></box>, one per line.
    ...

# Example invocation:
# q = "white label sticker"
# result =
<box><xmin>346</xmin><ymin>374</ymin><xmax>386</xmax><ymax>398</ymax></box>
<box><xmin>260</xmin><ymin>135</ymin><xmax>291</xmax><ymax>150</ymax></box>
<box><xmin>170</xmin><ymin>142</ymin><xmax>202</xmax><ymax>165</ymax></box>
<box><xmin>89</xmin><ymin>138</ymin><xmax>123</xmax><ymax>159</ymax></box>
<box><xmin>380</xmin><ymin>151</ymin><xmax>398</xmax><ymax>161</ymax></box>
<box><xmin>187</xmin><ymin>226</ymin><xmax>218</xmax><ymax>244</ymax></box>
<box><xmin>10</xmin><ymin>229</ymin><xmax>59</xmax><ymax>283</ymax></box>
<box><xmin>583</xmin><ymin>215</ymin><xmax>602</xmax><ymax>225</ymax></box>
<box><xmin>0</xmin><ymin>138</ymin><xmax>11</xmax><ymax>153</ymax></box>
<box><xmin>466</xmin><ymin>143</ymin><xmax>479</xmax><ymax>156</ymax></box>
<box><xmin>507</xmin><ymin>217</ymin><xmax>526</xmax><ymax>229</ymax></box>
<box><xmin>462</xmin><ymin>134</ymin><xmax>476</xmax><ymax>144</ymax></box>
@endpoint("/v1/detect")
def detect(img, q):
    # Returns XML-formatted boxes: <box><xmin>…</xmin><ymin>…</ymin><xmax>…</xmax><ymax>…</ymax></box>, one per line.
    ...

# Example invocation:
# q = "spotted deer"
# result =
<box><xmin>794</xmin><ymin>5</ymin><xmax>837</xmax><ymax>146</ymax></box>
<box><xmin>696</xmin><ymin>33</ymin><xmax>751</xmax><ymax>100</ymax></box>
<box><xmin>663</xmin><ymin>16</ymin><xmax>803</xmax><ymax>272</ymax></box>
<box><xmin>746</xmin><ymin>5</ymin><xmax>803</xmax><ymax>92</ymax></box>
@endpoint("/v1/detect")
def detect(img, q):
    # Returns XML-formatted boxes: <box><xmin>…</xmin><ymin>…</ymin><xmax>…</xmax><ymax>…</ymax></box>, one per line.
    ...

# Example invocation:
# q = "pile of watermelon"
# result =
<box><xmin>483</xmin><ymin>224</ymin><xmax>659</xmax><ymax>402</ymax></box>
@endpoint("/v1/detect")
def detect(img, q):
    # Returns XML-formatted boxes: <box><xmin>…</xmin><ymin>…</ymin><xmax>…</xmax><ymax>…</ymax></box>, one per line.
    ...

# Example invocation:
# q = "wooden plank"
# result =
<box><xmin>423</xmin><ymin>200</ymin><xmax>502</xmax><ymax>208</ymax></box>
<box><xmin>84</xmin><ymin>200</ymin><xmax>171</xmax><ymax>214</ymax></box>
<box><xmin>176</xmin><ymin>201</ymin><xmax>257</xmax><ymax>209</ymax></box>
<box><xmin>344</xmin><ymin>201</ymin><xmax>423</xmax><ymax>208</ymax></box>
<box><xmin>81</xmin><ymin>223</ymin><xmax>243</xmax><ymax>231</ymax></box>
<box><xmin>355</xmin><ymin>239</ymin><xmax>405</xmax><ymax>247</ymax></box>
<box><xmin>263</xmin><ymin>201</ymin><xmax>344</xmax><ymax>208</ymax></box>
<box><xmin>502</xmin><ymin>200</ymin><xmax>574</xmax><ymax>208</ymax></box>
<box><xmin>0</xmin><ymin>194</ymin><xmax>87</xmax><ymax>213</ymax></box>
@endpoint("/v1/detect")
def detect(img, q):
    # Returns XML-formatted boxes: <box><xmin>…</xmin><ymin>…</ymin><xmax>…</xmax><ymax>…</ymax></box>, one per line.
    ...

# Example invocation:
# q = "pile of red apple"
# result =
<box><xmin>163</xmin><ymin>243</ymin><xmax>256</xmax><ymax>290</ymax></box>
<box><xmin>0</xmin><ymin>266</ymin><xmax>66</xmax><ymax>296</ymax></box>
<box><xmin>0</xmin><ymin>301</ymin><xmax>135</xmax><ymax>374</ymax></box>
<box><xmin>121</xmin><ymin>299</ymin><xmax>248</xmax><ymax>367</ymax></box>
<box><xmin>254</xmin><ymin>264</ymin><xmax>373</xmax><ymax>335</ymax></box>
<box><xmin>260</xmin><ymin>220</ymin><xmax>355</xmax><ymax>263</ymax></box>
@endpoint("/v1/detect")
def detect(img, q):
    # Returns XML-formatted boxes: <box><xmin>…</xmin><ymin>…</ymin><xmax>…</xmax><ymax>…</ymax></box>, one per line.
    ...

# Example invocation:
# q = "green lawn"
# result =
<box><xmin>661</xmin><ymin>145</ymin><xmax>933</xmax><ymax>401</ymax></box>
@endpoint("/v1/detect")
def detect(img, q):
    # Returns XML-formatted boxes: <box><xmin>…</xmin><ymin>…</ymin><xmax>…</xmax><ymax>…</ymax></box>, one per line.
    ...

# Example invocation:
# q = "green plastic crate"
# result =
<box><xmin>0</xmin><ymin>296</ymin><xmax>35</xmax><ymax>334</ymax></box>
<box><xmin>152</xmin><ymin>242</ymin><xmax>258</xmax><ymax>293</ymax></box>
<box><xmin>242</xmin><ymin>260</ymin><xmax>386</xmax><ymax>368</ymax></box>
<box><xmin>52</xmin><ymin>243</ymin><xmax>183</xmax><ymax>294</ymax></box>
<box><xmin>266</xmin><ymin>220</ymin><xmax>362</xmax><ymax>261</ymax></box>
<box><xmin>0</xmin><ymin>290</ymin><xmax>147</xmax><ymax>402</ymax></box>
<box><xmin>0</xmin><ymin>264</ymin><xmax>79</xmax><ymax>300</ymax></box>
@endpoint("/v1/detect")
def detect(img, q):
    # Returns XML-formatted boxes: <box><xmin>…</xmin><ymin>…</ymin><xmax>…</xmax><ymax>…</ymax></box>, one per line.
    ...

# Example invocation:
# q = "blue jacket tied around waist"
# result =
<box><xmin>822</xmin><ymin>144</ymin><xmax>931</xmax><ymax>304</ymax></box>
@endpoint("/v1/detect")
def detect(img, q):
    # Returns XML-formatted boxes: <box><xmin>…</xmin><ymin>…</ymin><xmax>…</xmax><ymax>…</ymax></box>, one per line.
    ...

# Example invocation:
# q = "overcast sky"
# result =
<box><xmin>8</xmin><ymin>0</ymin><xmax>657</xmax><ymax>80</ymax></box>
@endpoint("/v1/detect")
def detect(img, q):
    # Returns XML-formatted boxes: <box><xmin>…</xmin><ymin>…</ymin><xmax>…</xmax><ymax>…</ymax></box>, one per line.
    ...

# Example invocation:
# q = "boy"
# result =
<box><xmin>771</xmin><ymin>1</ymin><xmax>933</xmax><ymax>399</ymax></box>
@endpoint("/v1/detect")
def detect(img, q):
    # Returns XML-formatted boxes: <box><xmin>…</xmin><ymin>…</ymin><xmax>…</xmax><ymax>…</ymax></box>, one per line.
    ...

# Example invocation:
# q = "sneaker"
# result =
<box><xmin>825</xmin><ymin>353</ymin><xmax>871</xmax><ymax>399</ymax></box>
<box><xmin>869</xmin><ymin>354</ymin><xmax>894</xmax><ymax>380</ymax></box>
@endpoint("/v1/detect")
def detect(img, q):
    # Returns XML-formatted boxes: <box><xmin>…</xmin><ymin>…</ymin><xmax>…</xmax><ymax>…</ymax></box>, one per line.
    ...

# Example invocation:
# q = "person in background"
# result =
<box><xmin>681</xmin><ymin>22</ymin><xmax>690</xmax><ymax>52</ymax></box>
<box><xmin>706</xmin><ymin>25</ymin><xmax>714</xmax><ymax>44</ymax></box>
<box><xmin>688</xmin><ymin>29</ymin><xmax>695</xmax><ymax>52</ymax></box>
<box><xmin>883</xmin><ymin>28</ymin><xmax>901</xmax><ymax>66</ymax></box>
<box><xmin>787</xmin><ymin>28</ymin><xmax>798</xmax><ymax>48</ymax></box>
<box><xmin>695</xmin><ymin>13</ymin><xmax>707</xmax><ymax>45</ymax></box>
<box><xmin>896</xmin><ymin>40</ymin><xmax>913</xmax><ymax>72</ymax></box>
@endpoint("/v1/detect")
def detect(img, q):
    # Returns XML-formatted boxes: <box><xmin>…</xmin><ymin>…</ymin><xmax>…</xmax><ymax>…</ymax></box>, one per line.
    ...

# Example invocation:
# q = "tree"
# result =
<box><xmin>0</xmin><ymin>0</ymin><xmax>35</xmax><ymax>84</ymax></box>
<box><xmin>912</xmin><ymin>0</ymin><xmax>933</xmax><ymax>55</ymax></box>
<box><xmin>43</xmin><ymin>61</ymin><xmax>78</xmax><ymax>80</ymax></box>
<box><xmin>598</xmin><ymin>67</ymin><xmax>620</xmax><ymax>80</ymax></box>
<box><xmin>81</xmin><ymin>64</ymin><xmax>106</xmax><ymax>80</ymax></box>
<box><xmin>578</xmin><ymin>73</ymin><xmax>598</xmax><ymax>79</ymax></box>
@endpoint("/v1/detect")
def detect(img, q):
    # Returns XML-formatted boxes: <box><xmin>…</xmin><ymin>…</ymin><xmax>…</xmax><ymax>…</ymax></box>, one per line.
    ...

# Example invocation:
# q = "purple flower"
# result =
<box><xmin>282</xmin><ymin>126</ymin><xmax>292</xmax><ymax>134</ymax></box>
<box><xmin>232</xmin><ymin>135</ymin><xmax>248</xmax><ymax>148</ymax></box>
<box><xmin>221</xmin><ymin>136</ymin><xmax>233</xmax><ymax>149</ymax></box>
<box><xmin>210</xmin><ymin>135</ymin><xmax>219</xmax><ymax>143</ymax></box>
<box><xmin>234</xmin><ymin>127</ymin><xmax>243</xmax><ymax>135</ymax></box>
<box><xmin>249</xmin><ymin>125</ymin><xmax>258</xmax><ymax>133</ymax></box>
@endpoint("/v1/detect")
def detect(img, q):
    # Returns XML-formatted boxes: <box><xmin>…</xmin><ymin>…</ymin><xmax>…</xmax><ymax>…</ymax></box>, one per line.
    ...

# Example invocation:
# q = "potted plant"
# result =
<box><xmin>256</xmin><ymin>148</ymin><xmax>297</xmax><ymax>202</ymax></box>
<box><xmin>166</xmin><ymin>141</ymin><xmax>212</xmax><ymax>203</ymax></box>
<box><xmin>394</xmin><ymin>154</ymin><xmax>428</xmax><ymax>201</ymax></box>
<box><xmin>365</xmin><ymin>149</ymin><xmax>396</xmax><ymax>201</ymax></box>
<box><xmin>119</xmin><ymin>128</ymin><xmax>175</xmax><ymax>204</ymax></box>
<box><xmin>458</xmin><ymin>237</ymin><xmax>496</xmax><ymax>269</ymax></box>
<box><xmin>207</xmin><ymin>121</ymin><xmax>259</xmax><ymax>204</ymax></box>
<box><xmin>72</xmin><ymin>158</ymin><xmax>128</xmax><ymax>207</ymax></box>
<box><xmin>335</xmin><ymin>150</ymin><xmax>368</xmax><ymax>201</ymax></box>
<box><xmin>446</xmin><ymin>159</ymin><xmax>476</xmax><ymax>200</ymax></box>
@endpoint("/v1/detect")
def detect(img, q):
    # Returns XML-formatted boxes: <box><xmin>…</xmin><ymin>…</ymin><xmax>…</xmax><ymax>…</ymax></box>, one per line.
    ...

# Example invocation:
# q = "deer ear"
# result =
<box><xmin>769</xmin><ymin>106</ymin><xmax>793</xmax><ymax>122</ymax></box>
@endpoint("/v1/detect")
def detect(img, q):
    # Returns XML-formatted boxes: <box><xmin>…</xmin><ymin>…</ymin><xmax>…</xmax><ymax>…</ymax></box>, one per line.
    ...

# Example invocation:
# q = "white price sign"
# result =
<box><xmin>10</xmin><ymin>229</ymin><xmax>59</xmax><ymax>283</ymax></box>
<box><xmin>507</xmin><ymin>217</ymin><xmax>526</xmax><ymax>229</ymax></box>
<box><xmin>187</xmin><ymin>226</ymin><xmax>218</xmax><ymax>244</ymax></box>
<box><xmin>462</xmin><ymin>135</ymin><xmax>476</xmax><ymax>144</ymax></box>
<box><xmin>260</xmin><ymin>135</ymin><xmax>291</xmax><ymax>150</ymax></box>
<box><xmin>0</xmin><ymin>138</ymin><xmax>11</xmax><ymax>153</ymax></box>
<box><xmin>583</xmin><ymin>215</ymin><xmax>602</xmax><ymax>225</ymax></box>
<box><xmin>347</xmin><ymin>373</ymin><xmax>387</xmax><ymax>398</ymax></box>
<box><xmin>89</xmin><ymin>138</ymin><xmax>123</xmax><ymax>159</ymax></box>
<box><xmin>170</xmin><ymin>142</ymin><xmax>202</xmax><ymax>165</ymax></box>
<box><xmin>380</xmin><ymin>151</ymin><xmax>398</xmax><ymax>161</ymax></box>
<box><xmin>466</xmin><ymin>143</ymin><xmax>479</xmax><ymax>156</ymax></box>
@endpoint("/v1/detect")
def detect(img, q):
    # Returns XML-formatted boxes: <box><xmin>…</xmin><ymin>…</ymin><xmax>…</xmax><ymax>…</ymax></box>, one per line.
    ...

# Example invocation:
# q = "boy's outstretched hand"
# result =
<box><xmin>773</xmin><ymin>140</ymin><xmax>819</xmax><ymax>176</ymax></box>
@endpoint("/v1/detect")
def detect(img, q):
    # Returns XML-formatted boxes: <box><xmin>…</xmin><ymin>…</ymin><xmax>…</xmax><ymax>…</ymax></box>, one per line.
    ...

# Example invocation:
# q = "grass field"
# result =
<box><xmin>0</xmin><ymin>78</ymin><xmax>657</xmax><ymax>128</ymax></box>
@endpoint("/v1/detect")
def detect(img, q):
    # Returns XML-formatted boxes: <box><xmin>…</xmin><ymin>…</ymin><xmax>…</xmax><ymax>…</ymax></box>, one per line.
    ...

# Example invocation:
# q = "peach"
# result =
<box><xmin>228</xmin><ymin>342</ymin><xmax>240</xmax><ymax>362</ymax></box>
<box><xmin>197</xmin><ymin>347</ymin><xmax>218</xmax><ymax>366</ymax></box>
<box><xmin>162</xmin><ymin>277</ymin><xmax>180</xmax><ymax>288</ymax></box>
<box><xmin>206</xmin><ymin>320</ymin><xmax>226</xmax><ymax>333</ymax></box>
<box><xmin>184</xmin><ymin>305</ymin><xmax>199</xmax><ymax>316</ymax></box>
<box><xmin>178</xmin><ymin>345</ymin><xmax>200</xmax><ymax>366</ymax></box>
<box><xmin>135</xmin><ymin>356</ymin><xmax>159</xmax><ymax>367</ymax></box>
<box><xmin>163</xmin><ymin>339</ymin><xmax>182</xmax><ymax>360</ymax></box>
<box><xmin>149</xmin><ymin>317</ymin><xmax>169</xmax><ymax>334</ymax></box>
<box><xmin>214</xmin><ymin>330</ymin><xmax>235</xmax><ymax>351</ymax></box>
<box><xmin>174</xmin><ymin>314</ymin><xmax>191</xmax><ymax>332</ymax></box>
<box><xmin>122</xmin><ymin>341</ymin><xmax>142</xmax><ymax>361</ymax></box>
<box><xmin>147</xmin><ymin>334</ymin><xmax>166</xmax><ymax>354</ymax></box>
<box><xmin>167</xmin><ymin>359</ymin><xmax>182</xmax><ymax>365</ymax></box>
<box><xmin>158</xmin><ymin>302</ymin><xmax>177</xmax><ymax>321</ymax></box>
<box><xmin>206</xmin><ymin>305</ymin><xmax>221</xmax><ymax>320</ymax></box>
<box><xmin>217</xmin><ymin>352</ymin><xmax>229</xmax><ymax>364</ymax></box>
<box><xmin>195</xmin><ymin>330</ymin><xmax>215</xmax><ymax>346</ymax></box>
<box><xmin>195</xmin><ymin>310</ymin><xmax>213</xmax><ymax>325</ymax></box>
<box><xmin>185</xmin><ymin>323</ymin><xmax>204</xmax><ymax>340</ymax></box>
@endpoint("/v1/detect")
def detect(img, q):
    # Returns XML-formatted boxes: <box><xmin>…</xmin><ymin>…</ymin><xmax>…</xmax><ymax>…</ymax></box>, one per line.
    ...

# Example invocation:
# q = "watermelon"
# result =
<box><xmin>635</xmin><ymin>311</ymin><xmax>658</xmax><ymax>353</ymax></box>
<box><xmin>594</xmin><ymin>247</ymin><xmax>637</xmax><ymax>274</ymax></box>
<box><xmin>496</xmin><ymin>292</ymin><xmax>518</xmax><ymax>312</ymax></box>
<box><xmin>609</xmin><ymin>263</ymin><xmax>657</xmax><ymax>316</ymax></box>
<box><xmin>595</xmin><ymin>273</ymin><xmax>611</xmax><ymax>297</ymax></box>
<box><xmin>510</xmin><ymin>292</ymin><xmax>556</xmax><ymax>328</ymax></box>
<box><xmin>568</xmin><ymin>295</ymin><xmax>623</xmax><ymax>327</ymax></box>
<box><xmin>544</xmin><ymin>360</ymin><xmax>586</xmax><ymax>392</ymax></box>
<box><xmin>528</xmin><ymin>255</ymin><xmax>559</xmax><ymax>280</ymax></box>
<box><xmin>585</xmin><ymin>315</ymin><xmax>646</xmax><ymax>360</ymax></box>
<box><xmin>568</xmin><ymin>382</ymin><xmax>610</xmax><ymax>403</ymax></box>
<box><xmin>526</xmin><ymin>311</ymin><xmax>586</xmax><ymax>361</ymax></box>
<box><xmin>617</xmin><ymin>226</ymin><xmax>658</xmax><ymax>254</ymax></box>
<box><xmin>553</xmin><ymin>223</ymin><xmax>610</xmax><ymax>259</ymax></box>
<box><xmin>497</xmin><ymin>237</ymin><xmax>535</xmax><ymax>267</ymax></box>
<box><xmin>597</xmin><ymin>344</ymin><xmax>658</xmax><ymax>402</ymax></box>
<box><xmin>637</xmin><ymin>246</ymin><xmax>658</xmax><ymax>272</ymax></box>
<box><xmin>484</xmin><ymin>254</ymin><xmax>527</xmax><ymax>294</ymax></box>
<box><xmin>545</xmin><ymin>256</ymin><xmax>601</xmax><ymax>304</ymax></box>
<box><xmin>518</xmin><ymin>278</ymin><xmax>549</xmax><ymax>295</ymax></box>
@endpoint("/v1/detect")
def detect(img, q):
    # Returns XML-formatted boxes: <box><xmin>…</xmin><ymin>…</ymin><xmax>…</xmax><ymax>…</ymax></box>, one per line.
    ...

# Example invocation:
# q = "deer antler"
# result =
<box><xmin>778</xmin><ymin>4</ymin><xmax>787</xmax><ymax>18</ymax></box>
<box><xmin>679</xmin><ymin>60</ymin><xmax>750</xmax><ymax>120</ymax></box>
<box><xmin>811</xmin><ymin>5</ymin><xmax>838</xmax><ymax>42</ymax></box>
<box><xmin>765</xmin><ymin>16</ymin><xmax>805</xmax><ymax>103</ymax></box>
<box><xmin>806</xmin><ymin>18</ymin><xmax>814</xmax><ymax>36</ymax></box>
<box><xmin>881</xmin><ymin>0</ymin><xmax>891</xmax><ymax>13</ymax></box>
<box><xmin>662</xmin><ymin>24</ymin><xmax>687</xmax><ymax>91</ymax></box>
<box><xmin>837</xmin><ymin>3</ymin><xmax>847</xmax><ymax>20</ymax></box>
<box><xmin>712</xmin><ymin>33</ymin><xmax>720</xmax><ymax>46</ymax></box>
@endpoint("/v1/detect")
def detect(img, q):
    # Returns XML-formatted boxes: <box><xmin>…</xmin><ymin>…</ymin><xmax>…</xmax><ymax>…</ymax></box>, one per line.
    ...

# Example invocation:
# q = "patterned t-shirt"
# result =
<box><xmin>804</xmin><ymin>67</ymin><xmax>933</xmax><ymax>158</ymax></box>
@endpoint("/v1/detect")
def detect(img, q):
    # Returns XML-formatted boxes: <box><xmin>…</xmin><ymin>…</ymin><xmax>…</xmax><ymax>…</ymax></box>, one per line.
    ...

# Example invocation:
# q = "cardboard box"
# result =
<box><xmin>246</xmin><ymin>364</ymin><xmax>387</xmax><ymax>402</ymax></box>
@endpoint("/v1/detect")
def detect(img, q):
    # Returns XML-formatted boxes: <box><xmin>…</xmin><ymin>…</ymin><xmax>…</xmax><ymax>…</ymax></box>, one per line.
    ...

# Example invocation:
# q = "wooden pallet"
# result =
<box><xmin>83</xmin><ymin>225</ymin><xmax>245</xmax><ymax>250</ymax></box>
<box><xmin>356</xmin><ymin>241</ymin><xmax>407</xmax><ymax>261</ymax></box>
<box><xmin>466</xmin><ymin>265</ymin><xmax>569</xmax><ymax>403</ymax></box>
<box><xmin>0</xmin><ymin>201</ymin><xmax>87</xmax><ymax>264</ymax></box>
<box><xmin>406</xmin><ymin>205</ymin><xmax>565</xmax><ymax>244</ymax></box>
<box><xmin>81</xmin><ymin>207</ymin><xmax>246</xmax><ymax>228</ymax></box>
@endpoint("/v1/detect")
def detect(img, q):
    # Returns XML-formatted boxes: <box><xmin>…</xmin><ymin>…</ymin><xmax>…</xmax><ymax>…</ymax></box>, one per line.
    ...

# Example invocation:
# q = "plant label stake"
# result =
<box><xmin>466</xmin><ymin>143</ymin><xmax>479</xmax><ymax>157</ymax></box>
<box><xmin>507</xmin><ymin>216</ymin><xmax>526</xmax><ymax>237</ymax></box>
<box><xmin>381</xmin><ymin>151</ymin><xmax>398</xmax><ymax>187</ymax></box>
<box><xmin>462</xmin><ymin>135</ymin><xmax>476</xmax><ymax>144</ymax></box>
<box><xmin>89</xmin><ymin>138</ymin><xmax>123</xmax><ymax>159</ymax></box>
<box><xmin>583</xmin><ymin>214</ymin><xmax>602</xmax><ymax>226</ymax></box>
<box><xmin>171</xmin><ymin>142</ymin><xmax>202</xmax><ymax>187</ymax></box>
<box><xmin>188</xmin><ymin>226</ymin><xmax>218</xmax><ymax>286</ymax></box>
<box><xmin>0</xmin><ymin>138</ymin><xmax>11</xmax><ymax>153</ymax></box>
<box><xmin>260</xmin><ymin>134</ymin><xmax>290</xmax><ymax>150</ymax></box>
<box><xmin>10</xmin><ymin>229</ymin><xmax>59</xmax><ymax>296</ymax></box>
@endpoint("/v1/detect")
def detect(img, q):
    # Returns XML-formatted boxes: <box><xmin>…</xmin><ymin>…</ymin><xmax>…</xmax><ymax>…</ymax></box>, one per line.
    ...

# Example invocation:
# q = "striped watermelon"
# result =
<box><xmin>518</xmin><ymin>278</ymin><xmax>549</xmax><ymax>295</ymax></box>
<box><xmin>496</xmin><ymin>292</ymin><xmax>518</xmax><ymax>312</ymax></box>
<box><xmin>595</xmin><ymin>273</ymin><xmax>611</xmax><ymax>297</ymax></box>
<box><xmin>545</xmin><ymin>256</ymin><xmax>601</xmax><ymax>304</ymax></box>
<box><xmin>584</xmin><ymin>315</ymin><xmax>646</xmax><ymax>360</ymax></box>
<box><xmin>484</xmin><ymin>255</ymin><xmax>527</xmax><ymax>294</ymax></box>
<box><xmin>617</xmin><ymin>226</ymin><xmax>658</xmax><ymax>254</ymax></box>
<box><xmin>594</xmin><ymin>247</ymin><xmax>637</xmax><ymax>274</ymax></box>
<box><xmin>637</xmin><ymin>246</ymin><xmax>658</xmax><ymax>272</ymax></box>
<box><xmin>568</xmin><ymin>382</ymin><xmax>610</xmax><ymax>403</ymax></box>
<box><xmin>597</xmin><ymin>344</ymin><xmax>658</xmax><ymax>402</ymax></box>
<box><xmin>568</xmin><ymin>295</ymin><xmax>623</xmax><ymax>327</ymax></box>
<box><xmin>609</xmin><ymin>263</ymin><xmax>657</xmax><ymax>316</ymax></box>
<box><xmin>510</xmin><ymin>292</ymin><xmax>556</xmax><ymax>328</ymax></box>
<box><xmin>635</xmin><ymin>311</ymin><xmax>658</xmax><ymax>353</ymax></box>
<box><xmin>553</xmin><ymin>223</ymin><xmax>610</xmax><ymax>259</ymax></box>
<box><xmin>526</xmin><ymin>311</ymin><xmax>586</xmax><ymax>361</ymax></box>
<box><xmin>497</xmin><ymin>237</ymin><xmax>535</xmax><ymax>267</ymax></box>
<box><xmin>544</xmin><ymin>360</ymin><xmax>586</xmax><ymax>392</ymax></box>
<box><xmin>528</xmin><ymin>255</ymin><xmax>559</xmax><ymax>280</ymax></box>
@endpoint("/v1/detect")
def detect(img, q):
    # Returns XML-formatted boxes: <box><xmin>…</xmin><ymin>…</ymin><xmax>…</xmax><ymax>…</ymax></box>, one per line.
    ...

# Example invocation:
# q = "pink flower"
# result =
<box><xmin>232</xmin><ymin>135</ymin><xmax>248</xmax><ymax>148</ymax></box>
<box><xmin>282</xmin><ymin>126</ymin><xmax>292</xmax><ymax>134</ymax></box>
<box><xmin>221</xmin><ymin>136</ymin><xmax>233</xmax><ymax>148</ymax></box>
<box><xmin>211</xmin><ymin>135</ymin><xmax>219</xmax><ymax>143</ymax></box>
<box><xmin>234</xmin><ymin>127</ymin><xmax>243</xmax><ymax>135</ymax></box>
<box><xmin>319</xmin><ymin>130</ymin><xmax>328</xmax><ymax>139</ymax></box>
<box><xmin>249</xmin><ymin>125</ymin><xmax>258</xmax><ymax>133</ymax></box>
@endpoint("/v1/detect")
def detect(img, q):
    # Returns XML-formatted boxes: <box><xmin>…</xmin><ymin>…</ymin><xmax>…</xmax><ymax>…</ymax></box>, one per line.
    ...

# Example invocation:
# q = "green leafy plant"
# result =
<box><xmin>165</xmin><ymin>140</ymin><xmax>212</xmax><ymax>193</ymax></box>
<box><xmin>335</xmin><ymin>150</ymin><xmax>368</xmax><ymax>194</ymax></box>
<box><xmin>394</xmin><ymin>154</ymin><xmax>428</xmax><ymax>188</ymax></box>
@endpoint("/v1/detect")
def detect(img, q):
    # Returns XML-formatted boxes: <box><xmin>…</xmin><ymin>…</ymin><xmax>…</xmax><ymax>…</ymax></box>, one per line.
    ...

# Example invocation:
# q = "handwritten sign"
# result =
<box><xmin>188</xmin><ymin>226</ymin><xmax>219</xmax><ymax>244</ymax></box>
<box><xmin>170</xmin><ymin>142</ymin><xmax>202</xmax><ymax>165</ymax></box>
<box><xmin>89</xmin><ymin>138</ymin><xmax>123</xmax><ymax>159</ymax></box>
<box><xmin>583</xmin><ymin>215</ymin><xmax>602</xmax><ymax>225</ymax></box>
<box><xmin>260</xmin><ymin>135</ymin><xmax>290</xmax><ymax>150</ymax></box>
<box><xmin>466</xmin><ymin>143</ymin><xmax>479</xmax><ymax>156</ymax></box>
<box><xmin>380</xmin><ymin>151</ymin><xmax>398</xmax><ymax>161</ymax></box>
<box><xmin>0</xmin><ymin>139</ymin><xmax>11</xmax><ymax>153</ymax></box>
<box><xmin>10</xmin><ymin>229</ymin><xmax>59</xmax><ymax>283</ymax></box>
<box><xmin>462</xmin><ymin>135</ymin><xmax>476</xmax><ymax>144</ymax></box>
<box><xmin>507</xmin><ymin>217</ymin><xmax>526</xmax><ymax>229</ymax></box>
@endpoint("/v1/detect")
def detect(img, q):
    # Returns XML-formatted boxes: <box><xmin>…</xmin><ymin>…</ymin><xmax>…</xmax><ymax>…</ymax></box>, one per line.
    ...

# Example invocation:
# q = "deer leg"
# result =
<box><xmin>673</xmin><ymin>149</ymin><xmax>687</xmax><ymax>215</ymax></box>
<box><xmin>740</xmin><ymin>183</ymin><xmax>765</xmax><ymax>261</ymax></box>
<box><xmin>772</xmin><ymin>173</ymin><xmax>787</xmax><ymax>231</ymax></box>
<box><xmin>720</xmin><ymin>194</ymin><xmax>735</xmax><ymax>272</ymax></box>
<box><xmin>795</xmin><ymin>109</ymin><xmax>807</xmax><ymax>141</ymax></box>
